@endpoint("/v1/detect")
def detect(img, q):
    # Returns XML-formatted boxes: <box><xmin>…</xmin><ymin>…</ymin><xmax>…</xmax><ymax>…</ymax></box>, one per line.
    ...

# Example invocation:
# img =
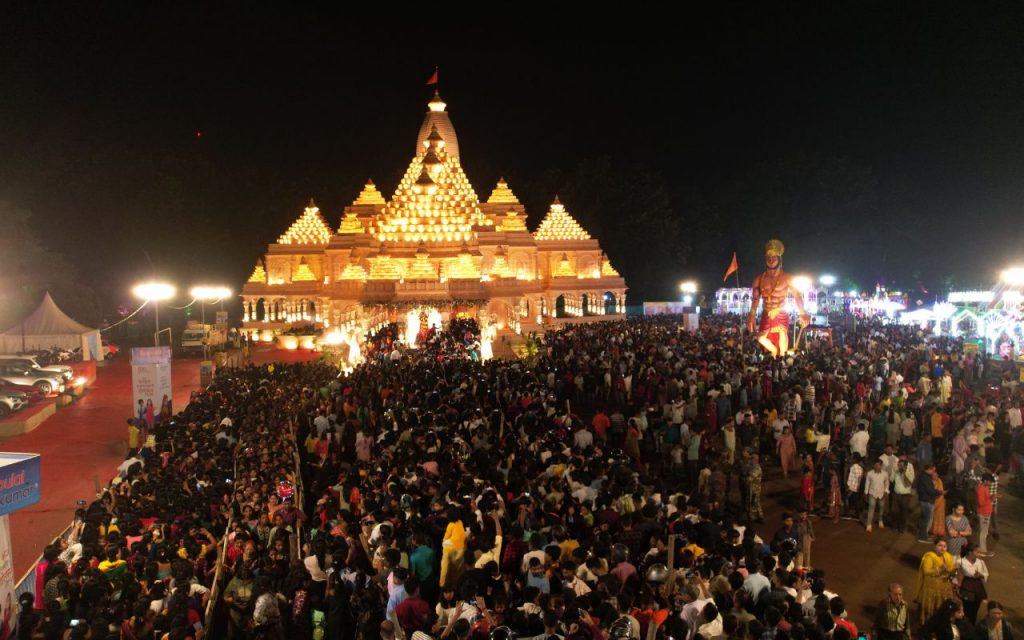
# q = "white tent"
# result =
<box><xmin>1</xmin><ymin>292</ymin><xmax>103</xmax><ymax>360</ymax></box>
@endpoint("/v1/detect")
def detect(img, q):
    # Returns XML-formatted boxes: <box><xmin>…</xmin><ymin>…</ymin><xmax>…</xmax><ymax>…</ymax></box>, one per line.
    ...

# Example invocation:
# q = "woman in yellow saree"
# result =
<box><xmin>916</xmin><ymin>538</ymin><xmax>955</xmax><ymax>624</ymax></box>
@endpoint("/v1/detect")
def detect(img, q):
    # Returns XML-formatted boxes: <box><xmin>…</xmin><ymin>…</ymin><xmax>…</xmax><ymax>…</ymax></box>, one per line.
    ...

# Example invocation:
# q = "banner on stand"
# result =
<box><xmin>131</xmin><ymin>347</ymin><xmax>172</xmax><ymax>416</ymax></box>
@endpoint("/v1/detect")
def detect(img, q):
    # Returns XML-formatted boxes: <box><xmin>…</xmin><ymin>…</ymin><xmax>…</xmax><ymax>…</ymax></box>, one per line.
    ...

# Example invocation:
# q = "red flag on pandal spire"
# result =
<box><xmin>426</xmin><ymin>68</ymin><xmax>439</xmax><ymax>85</ymax></box>
<box><xmin>723</xmin><ymin>252</ymin><xmax>739</xmax><ymax>282</ymax></box>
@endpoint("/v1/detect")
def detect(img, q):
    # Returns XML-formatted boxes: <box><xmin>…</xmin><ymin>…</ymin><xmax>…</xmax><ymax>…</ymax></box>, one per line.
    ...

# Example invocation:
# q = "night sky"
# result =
<box><xmin>3</xmin><ymin>5</ymin><xmax>1024</xmax><ymax>316</ymax></box>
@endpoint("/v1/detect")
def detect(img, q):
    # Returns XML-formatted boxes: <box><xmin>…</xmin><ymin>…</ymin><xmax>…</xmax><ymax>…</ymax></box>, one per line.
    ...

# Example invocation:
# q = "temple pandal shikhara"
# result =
<box><xmin>241</xmin><ymin>91</ymin><xmax>627</xmax><ymax>357</ymax></box>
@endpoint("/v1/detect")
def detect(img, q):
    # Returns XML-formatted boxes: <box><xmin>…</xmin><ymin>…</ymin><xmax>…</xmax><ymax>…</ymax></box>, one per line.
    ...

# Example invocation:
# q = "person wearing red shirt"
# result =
<box><xmin>591</xmin><ymin>409</ymin><xmax>610</xmax><ymax>445</ymax></box>
<box><xmin>976</xmin><ymin>473</ymin><xmax>994</xmax><ymax>557</ymax></box>
<box><xmin>394</xmin><ymin>577</ymin><xmax>432</xmax><ymax>637</ymax></box>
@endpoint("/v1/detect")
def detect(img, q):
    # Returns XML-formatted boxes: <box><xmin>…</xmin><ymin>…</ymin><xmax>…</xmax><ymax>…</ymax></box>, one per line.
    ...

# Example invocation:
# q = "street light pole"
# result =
<box><xmin>133</xmin><ymin>282</ymin><xmax>176</xmax><ymax>348</ymax></box>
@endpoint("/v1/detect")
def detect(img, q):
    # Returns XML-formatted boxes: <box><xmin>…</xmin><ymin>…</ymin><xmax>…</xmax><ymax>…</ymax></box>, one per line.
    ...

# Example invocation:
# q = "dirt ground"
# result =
<box><xmin>757</xmin><ymin>464</ymin><xmax>1022</xmax><ymax>628</ymax></box>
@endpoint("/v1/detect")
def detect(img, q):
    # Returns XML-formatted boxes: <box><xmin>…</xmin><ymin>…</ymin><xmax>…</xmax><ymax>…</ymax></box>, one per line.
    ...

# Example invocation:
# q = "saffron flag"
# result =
<box><xmin>723</xmin><ymin>252</ymin><xmax>738</xmax><ymax>282</ymax></box>
<box><xmin>426</xmin><ymin>68</ymin><xmax>438</xmax><ymax>85</ymax></box>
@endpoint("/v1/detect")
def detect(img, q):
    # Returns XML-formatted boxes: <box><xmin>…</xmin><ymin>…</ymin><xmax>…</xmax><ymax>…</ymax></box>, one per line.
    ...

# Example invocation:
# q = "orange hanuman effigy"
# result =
<box><xmin>746</xmin><ymin>239</ymin><xmax>809</xmax><ymax>358</ymax></box>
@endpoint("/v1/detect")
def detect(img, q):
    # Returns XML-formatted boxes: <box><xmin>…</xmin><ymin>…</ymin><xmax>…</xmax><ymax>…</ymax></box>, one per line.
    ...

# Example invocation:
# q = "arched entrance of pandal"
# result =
<box><xmin>604</xmin><ymin>291</ymin><xmax>617</xmax><ymax>315</ymax></box>
<box><xmin>555</xmin><ymin>294</ymin><xmax>567</xmax><ymax>318</ymax></box>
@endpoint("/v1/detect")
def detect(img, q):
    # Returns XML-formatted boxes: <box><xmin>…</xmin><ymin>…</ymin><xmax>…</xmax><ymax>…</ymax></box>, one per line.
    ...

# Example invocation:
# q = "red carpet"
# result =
<box><xmin>2</xmin><ymin>356</ymin><xmax>202</xmax><ymax>582</ymax></box>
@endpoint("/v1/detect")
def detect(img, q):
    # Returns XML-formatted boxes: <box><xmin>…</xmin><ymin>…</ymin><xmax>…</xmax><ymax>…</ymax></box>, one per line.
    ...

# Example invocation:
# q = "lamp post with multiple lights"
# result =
<box><xmin>132</xmin><ymin>282</ymin><xmax>176</xmax><ymax>347</ymax></box>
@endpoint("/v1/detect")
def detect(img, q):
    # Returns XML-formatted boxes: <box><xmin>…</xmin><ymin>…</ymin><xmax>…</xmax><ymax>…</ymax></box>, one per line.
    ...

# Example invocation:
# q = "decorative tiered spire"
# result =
<box><xmin>533</xmin><ymin>196</ymin><xmax>591</xmax><ymax>241</ymax></box>
<box><xmin>339</xmin><ymin>262</ymin><xmax>368</xmax><ymax>281</ymax></box>
<box><xmin>554</xmin><ymin>253</ymin><xmax>576</xmax><ymax>278</ymax></box>
<box><xmin>338</xmin><ymin>212</ymin><xmax>363</xmax><ymax>234</ymax></box>
<box><xmin>446</xmin><ymin>242</ymin><xmax>481</xmax><ymax>280</ymax></box>
<box><xmin>406</xmin><ymin>242</ymin><xmax>439</xmax><ymax>281</ymax></box>
<box><xmin>292</xmin><ymin>257</ymin><xmax>317</xmax><ymax>282</ymax></box>
<box><xmin>375</xmin><ymin>125</ymin><xmax>489</xmax><ymax>244</ymax></box>
<box><xmin>500</xmin><ymin>209</ymin><xmax>527</xmax><ymax>232</ymax></box>
<box><xmin>367</xmin><ymin>247</ymin><xmax>402</xmax><ymax>280</ymax></box>
<box><xmin>278</xmin><ymin>199</ymin><xmax>333</xmax><ymax>245</ymax></box>
<box><xmin>601</xmin><ymin>254</ymin><xmax>621</xmax><ymax>277</ymax></box>
<box><xmin>489</xmin><ymin>246</ymin><xmax>513</xmax><ymax>279</ymax></box>
<box><xmin>416</xmin><ymin>91</ymin><xmax>460</xmax><ymax>159</ymax></box>
<box><xmin>487</xmin><ymin>177</ymin><xmax>520</xmax><ymax>204</ymax></box>
<box><xmin>353</xmin><ymin>179</ymin><xmax>386</xmax><ymax>206</ymax></box>
<box><xmin>247</xmin><ymin>263</ymin><xmax>267</xmax><ymax>283</ymax></box>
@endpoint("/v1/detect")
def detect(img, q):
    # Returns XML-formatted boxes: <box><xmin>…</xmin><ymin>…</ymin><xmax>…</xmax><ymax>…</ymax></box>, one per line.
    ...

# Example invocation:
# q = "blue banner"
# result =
<box><xmin>0</xmin><ymin>453</ymin><xmax>41</xmax><ymax>516</ymax></box>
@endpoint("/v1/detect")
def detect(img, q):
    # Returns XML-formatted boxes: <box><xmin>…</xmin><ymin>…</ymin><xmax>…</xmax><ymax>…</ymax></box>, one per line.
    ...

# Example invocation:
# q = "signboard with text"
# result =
<box><xmin>131</xmin><ymin>347</ymin><xmax>172</xmax><ymax>416</ymax></box>
<box><xmin>0</xmin><ymin>453</ymin><xmax>40</xmax><ymax>517</ymax></box>
<box><xmin>0</xmin><ymin>515</ymin><xmax>15</xmax><ymax>635</ymax></box>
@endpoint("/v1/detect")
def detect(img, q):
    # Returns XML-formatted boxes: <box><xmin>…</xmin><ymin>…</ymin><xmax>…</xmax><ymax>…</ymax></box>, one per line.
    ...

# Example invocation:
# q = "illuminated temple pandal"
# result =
<box><xmin>242</xmin><ymin>91</ymin><xmax>627</xmax><ymax>356</ymax></box>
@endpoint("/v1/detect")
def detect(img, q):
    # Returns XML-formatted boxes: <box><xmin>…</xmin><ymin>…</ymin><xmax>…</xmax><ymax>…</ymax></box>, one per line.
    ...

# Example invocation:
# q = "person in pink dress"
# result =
<box><xmin>828</xmin><ymin>468</ymin><xmax>843</xmax><ymax>523</ymax></box>
<box><xmin>777</xmin><ymin>426</ymin><xmax>798</xmax><ymax>479</ymax></box>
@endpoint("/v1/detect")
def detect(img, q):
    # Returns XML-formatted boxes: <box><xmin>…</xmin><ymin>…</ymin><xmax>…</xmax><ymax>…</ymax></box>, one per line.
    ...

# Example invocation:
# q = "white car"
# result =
<box><xmin>0</xmin><ymin>363</ymin><xmax>65</xmax><ymax>395</ymax></box>
<box><xmin>0</xmin><ymin>355</ymin><xmax>74</xmax><ymax>381</ymax></box>
<box><xmin>0</xmin><ymin>392</ymin><xmax>28</xmax><ymax>417</ymax></box>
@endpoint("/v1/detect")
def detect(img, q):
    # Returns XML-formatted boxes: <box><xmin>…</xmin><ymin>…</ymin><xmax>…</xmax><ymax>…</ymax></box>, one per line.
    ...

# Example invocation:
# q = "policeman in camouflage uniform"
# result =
<box><xmin>746</xmin><ymin>453</ymin><xmax>764</xmax><ymax>522</ymax></box>
<box><xmin>737</xmin><ymin>448</ymin><xmax>752</xmax><ymax>509</ymax></box>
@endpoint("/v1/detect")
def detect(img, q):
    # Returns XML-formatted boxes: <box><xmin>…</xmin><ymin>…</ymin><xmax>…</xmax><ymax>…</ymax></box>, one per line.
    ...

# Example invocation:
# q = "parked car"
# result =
<box><xmin>0</xmin><ymin>363</ymin><xmax>65</xmax><ymax>395</ymax></box>
<box><xmin>0</xmin><ymin>379</ymin><xmax>46</xmax><ymax>404</ymax></box>
<box><xmin>0</xmin><ymin>391</ymin><xmax>29</xmax><ymax>417</ymax></box>
<box><xmin>0</xmin><ymin>354</ymin><xmax>74</xmax><ymax>381</ymax></box>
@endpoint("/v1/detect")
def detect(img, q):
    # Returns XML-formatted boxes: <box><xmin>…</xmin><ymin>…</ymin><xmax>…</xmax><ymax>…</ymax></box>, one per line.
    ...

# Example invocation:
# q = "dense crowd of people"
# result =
<box><xmin>14</xmin><ymin>313</ymin><xmax>1022</xmax><ymax>640</ymax></box>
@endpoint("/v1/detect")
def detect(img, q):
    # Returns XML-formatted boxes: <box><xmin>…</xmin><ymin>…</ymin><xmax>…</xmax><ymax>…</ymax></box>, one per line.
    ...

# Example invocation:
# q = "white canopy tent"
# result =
<box><xmin>1</xmin><ymin>292</ymin><xmax>102</xmax><ymax>360</ymax></box>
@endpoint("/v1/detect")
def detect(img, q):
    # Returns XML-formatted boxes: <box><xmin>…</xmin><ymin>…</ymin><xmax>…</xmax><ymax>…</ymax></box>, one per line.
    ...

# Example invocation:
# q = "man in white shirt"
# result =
<box><xmin>879</xmin><ymin>445</ymin><xmax>900</xmax><ymax>485</ymax></box>
<box><xmin>1008</xmin><ymin>403</ymin><xmax>1022</xmax><ymax>429</ymax></box>
<box><xmin>899</xmin><ymin>413</ymin><xmax>917</xmax><ymax>454</ymax></box>
<box><xmin>680</xmin><ymin>582</ymin><xmax>712</xmax><ymax>638</ymax></box>
<box><xmin>846</xmin><ymin>457</ymin><xmax>864</xmax><ymax>518</ymax></box>
<box><xmin>313</xmin><ymin>411</ymin><xmax>331</xmax><ymax>437</ymax></box>
<box><xmin>863</xmin><ymin>459</ymin><xmax>890</xmax><ymax>532</ymax></box>
<box><xmin>742</xmin><ymin>561</ymin><xmax>770</xmax><ymax>604</ymax></box>
<box><xmin>849</xmin><ymin>424</ymin><xmax>870</xmax><ymax>459</ymax></box>
<box><xmin>573</xmin><ymin>424</ymin><xmax>593</xmax><ymax>450</ymax></box>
